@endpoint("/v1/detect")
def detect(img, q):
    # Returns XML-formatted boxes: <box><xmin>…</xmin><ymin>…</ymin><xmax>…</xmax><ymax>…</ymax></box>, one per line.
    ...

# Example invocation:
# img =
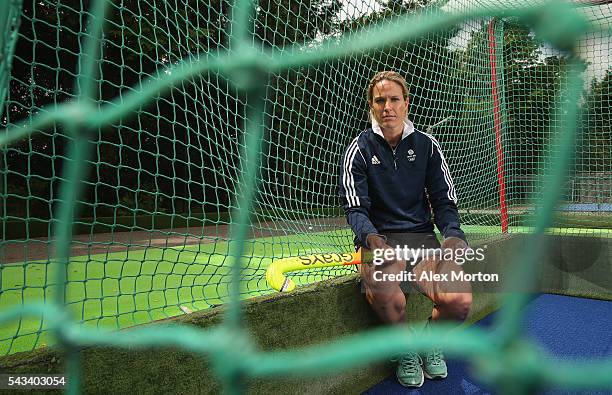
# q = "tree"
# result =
<box><xmin>579</xmin><ymin>69</ymin><xmax>612</xmax><ymax>172</ymax></box>
<box><xmin>1</xmin><ymin>0</ymin><xmax>347</xmax><ymax>226</ymax></box>
<box><xmin>498</xmin><ymin>20</ymin><xmax>585</xmax><ymax>203</ymax></box>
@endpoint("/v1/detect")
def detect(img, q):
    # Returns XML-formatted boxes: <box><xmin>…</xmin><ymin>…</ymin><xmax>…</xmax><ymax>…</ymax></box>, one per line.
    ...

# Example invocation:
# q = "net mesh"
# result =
<box><xmin>0</xmin><ymin>0</ymin><xmax>611</xmax><ymax>392</ymax></box>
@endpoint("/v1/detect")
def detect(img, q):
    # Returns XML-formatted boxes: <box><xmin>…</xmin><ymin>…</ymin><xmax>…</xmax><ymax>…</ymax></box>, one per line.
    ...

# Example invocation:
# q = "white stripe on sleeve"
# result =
<box><xmin>423</xmin><ymin>133</ymin><xmax>457</xmax><ymax>203</ymax></box>
<box><xmin>343</xmin><ymin>137</ymin><xmax>362</xmax><ymax>207</ymax></box>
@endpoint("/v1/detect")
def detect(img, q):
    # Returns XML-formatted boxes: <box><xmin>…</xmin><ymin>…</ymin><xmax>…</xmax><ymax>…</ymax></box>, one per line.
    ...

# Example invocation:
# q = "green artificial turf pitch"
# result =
<box><xmin>0</xmin><ymin>230</ymin><xmax>355</xmax><ymax>354</ymax></box>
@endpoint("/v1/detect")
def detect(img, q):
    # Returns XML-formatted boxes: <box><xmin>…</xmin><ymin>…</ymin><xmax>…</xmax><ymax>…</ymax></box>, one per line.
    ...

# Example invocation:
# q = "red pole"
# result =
<box><xmin>488</xmin><ymin>19</ymin><xmax>509</xmax><ymax>234</ymax></box>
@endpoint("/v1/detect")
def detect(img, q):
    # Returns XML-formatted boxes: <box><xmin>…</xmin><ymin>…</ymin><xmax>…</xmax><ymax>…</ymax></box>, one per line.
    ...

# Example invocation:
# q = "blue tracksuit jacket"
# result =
<box><xmin>338</xmin><ymin>120</ymin><xmax>466</xmax><ymax>248</ymax></box>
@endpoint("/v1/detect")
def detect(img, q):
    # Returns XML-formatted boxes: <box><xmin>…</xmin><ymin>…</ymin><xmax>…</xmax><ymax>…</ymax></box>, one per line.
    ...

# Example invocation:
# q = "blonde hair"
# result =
<box><xmin>366</xmin><ymin>71</ymin><xmax>410</xmax><ymax>105</ymax></box>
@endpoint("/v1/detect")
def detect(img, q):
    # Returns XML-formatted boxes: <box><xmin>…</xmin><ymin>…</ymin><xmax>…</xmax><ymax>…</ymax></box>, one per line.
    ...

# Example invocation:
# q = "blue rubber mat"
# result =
<box><xmin>363</xmin><ymin>294</ymin><xmax>612</xmax><ymax>395</ymax></box>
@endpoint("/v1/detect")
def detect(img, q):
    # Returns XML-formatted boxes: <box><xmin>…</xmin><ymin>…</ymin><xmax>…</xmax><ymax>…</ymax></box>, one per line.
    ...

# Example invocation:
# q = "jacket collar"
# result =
<box><xmin>371</xmin><ymin>119</ymin><xmax>414</xmax><ymax>141</ymax></box>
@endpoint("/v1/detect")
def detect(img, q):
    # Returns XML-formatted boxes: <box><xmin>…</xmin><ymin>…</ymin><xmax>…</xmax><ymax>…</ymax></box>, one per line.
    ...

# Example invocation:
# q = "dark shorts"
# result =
<box><xmin>380</xmin><ymin>232</ymin><xmax>441</xmax><ymax>293</ymax></box>
<box><xmin>381</xmin><ymin>232</ymin><xmax>441</xmax><ymax>251</ymax></box>
<box><xmin>359</xmin><ymin>232</ymin><xmax>441</xmax><ymax>266</ymax></box>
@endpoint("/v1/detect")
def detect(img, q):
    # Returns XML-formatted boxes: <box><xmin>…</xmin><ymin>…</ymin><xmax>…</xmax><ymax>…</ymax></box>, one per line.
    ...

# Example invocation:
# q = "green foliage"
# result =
<box><xmin>255</xmin><ymin>0</ymin><xmax>342</xmax><ymax>47</ymax></box>
<box><xmin>2</xmin><ymin>1</ymin><xmax>609</xmax><ymax>221</ymax></box>
<box><xmin>579</xmin><ymin>69</ymin><xmax>612</xmax><ymax>172</ymax></box>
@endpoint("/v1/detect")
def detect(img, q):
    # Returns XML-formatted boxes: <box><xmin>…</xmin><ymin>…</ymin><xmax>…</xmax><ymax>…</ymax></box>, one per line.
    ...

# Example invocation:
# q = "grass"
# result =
<box><xmin>1</xmin><ymin>224</ymin><xmax>610</xmax><ymax>355</ymax></box>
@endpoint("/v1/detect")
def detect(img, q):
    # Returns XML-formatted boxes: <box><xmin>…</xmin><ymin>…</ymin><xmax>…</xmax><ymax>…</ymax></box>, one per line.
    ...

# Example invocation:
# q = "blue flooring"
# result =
<box><xmin>363</xmin><ymin>294</ymin><xmax>612</xmax><ymax>395</ymax></box>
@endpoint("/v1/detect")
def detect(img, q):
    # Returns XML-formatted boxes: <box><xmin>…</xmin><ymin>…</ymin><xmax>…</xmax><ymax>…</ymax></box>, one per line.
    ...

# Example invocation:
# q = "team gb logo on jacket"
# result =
<box><xmin>407</xmin><ymin>149</ymin><xmax>416</xmax><ymax>162</ymax></box>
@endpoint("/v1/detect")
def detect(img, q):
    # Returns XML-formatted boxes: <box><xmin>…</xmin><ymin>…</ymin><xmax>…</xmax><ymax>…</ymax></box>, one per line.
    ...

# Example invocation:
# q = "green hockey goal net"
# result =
<box><xmin>1</xmin><ymin>0</ymin><xmax>611</xmax><ymax>392</ymax></box>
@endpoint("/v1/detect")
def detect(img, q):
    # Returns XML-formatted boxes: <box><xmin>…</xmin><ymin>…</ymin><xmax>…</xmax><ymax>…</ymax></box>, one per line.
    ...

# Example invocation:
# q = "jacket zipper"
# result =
<box><xmin>375</xmin><ymin>133</ymin><xmax>402</xmax><ymax>170</ymax></box>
